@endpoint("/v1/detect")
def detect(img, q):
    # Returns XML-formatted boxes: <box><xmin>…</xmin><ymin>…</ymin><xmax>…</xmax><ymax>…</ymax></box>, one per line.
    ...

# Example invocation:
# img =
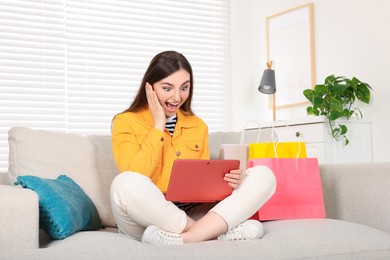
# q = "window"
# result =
<box><xmin>0</xmin><ymin>0</ymin><xmax>231</xmax><ymax>172</ymax></box>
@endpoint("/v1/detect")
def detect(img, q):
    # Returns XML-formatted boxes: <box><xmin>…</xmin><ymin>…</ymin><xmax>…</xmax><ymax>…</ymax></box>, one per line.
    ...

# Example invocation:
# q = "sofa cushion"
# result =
<box><xmin>7</xmin><ymin>127</ymin><xmax>119</xmax><ymax>228</ymax></box>
<box><xmin>52</xmin><ymin>219</ymin><xmax>390</xmax><ymax>258</ymax></box>
<box><xmin>261</xmin><ymin>219</ymin><xmax>390</xmax><ymax>259</ymax></box>
<box><xmin>15</xmin><ymin>175</ymin><xmax>102</xmax><ymax>239</ymax></box>
<box><xmin>3</xmin><ymin>219</ymin><xmax>390</xmax><ymax>259</ymax></box>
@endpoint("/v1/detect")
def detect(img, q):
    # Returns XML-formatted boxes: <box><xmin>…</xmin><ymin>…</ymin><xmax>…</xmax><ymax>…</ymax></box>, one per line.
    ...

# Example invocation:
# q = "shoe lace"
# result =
<box><xmin>222</xmin><ymin>224</ymin><xmax>248</xmax><ymax>241</ymax></box>
<box><xmin>157</xmin><ymin>230</ymin><xmax>183</xmax><ymax>245</ymax></box>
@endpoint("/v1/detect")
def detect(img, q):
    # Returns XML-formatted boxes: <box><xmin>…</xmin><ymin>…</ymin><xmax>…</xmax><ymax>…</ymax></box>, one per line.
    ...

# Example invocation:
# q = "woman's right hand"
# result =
<box><xmin>145</xmin><ymin>82</ymin><xmax>166</xmax><ymax>131</ymax></box>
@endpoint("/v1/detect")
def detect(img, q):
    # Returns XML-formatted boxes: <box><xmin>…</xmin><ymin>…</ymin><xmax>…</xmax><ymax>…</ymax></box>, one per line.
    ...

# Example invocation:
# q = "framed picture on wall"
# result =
<box><xmin>266</xmin><ymin>3</ymin><xmax>315</xmax><ymax>108</ymax></box>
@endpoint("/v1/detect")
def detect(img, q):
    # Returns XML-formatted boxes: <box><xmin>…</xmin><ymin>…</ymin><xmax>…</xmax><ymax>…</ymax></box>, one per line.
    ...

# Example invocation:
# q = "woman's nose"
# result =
<box><xmin>172</xmin><ymin>89</ymin><xmax>180</xmax><ymax>101</ymax></box>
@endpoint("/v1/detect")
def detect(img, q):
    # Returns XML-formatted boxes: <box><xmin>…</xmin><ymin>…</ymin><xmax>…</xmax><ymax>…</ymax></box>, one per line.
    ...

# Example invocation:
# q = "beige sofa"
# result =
<box><xmin>0</xmin><ymin>127</ymin><xmax>390</xmax><ymax>259</ymax></box>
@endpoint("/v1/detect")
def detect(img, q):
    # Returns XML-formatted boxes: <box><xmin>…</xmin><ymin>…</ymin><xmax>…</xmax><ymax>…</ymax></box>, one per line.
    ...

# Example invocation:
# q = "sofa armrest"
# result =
<box><xmin>0</xmin><ymin>172</ymin><xmax>9</xmax><ymax>185</ymax></box>
<box><xmin>320</xmin><ymin>162</ymin><xmax>390</xmax><ymax>234</ymax></box>
<box><xmin>0</xmin><ymin>185</ymin><xmax>39</xmax><ymax>250</ymax></box>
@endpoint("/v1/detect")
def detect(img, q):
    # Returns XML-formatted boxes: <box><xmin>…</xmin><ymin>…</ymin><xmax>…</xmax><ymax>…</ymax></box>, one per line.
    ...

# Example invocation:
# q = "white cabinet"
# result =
<box><xmin>260</xmin><ymin>116</ymin><xmax>372</xmax><ymax>164</ymax></box>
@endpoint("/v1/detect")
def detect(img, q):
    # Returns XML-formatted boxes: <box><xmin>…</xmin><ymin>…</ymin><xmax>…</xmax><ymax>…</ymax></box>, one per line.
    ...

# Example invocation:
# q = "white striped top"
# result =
<box><xmin>165</xmin><ymin>115</ymin><xmax>177</xmax><ymax>136</ymax></box>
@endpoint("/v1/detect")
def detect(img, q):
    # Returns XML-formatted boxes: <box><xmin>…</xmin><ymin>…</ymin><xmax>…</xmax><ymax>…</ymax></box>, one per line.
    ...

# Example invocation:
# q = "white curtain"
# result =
<box><xmin>0</xmin><ymin>0</ymin><xmax>231</xmax><ymax>172</ymax></box>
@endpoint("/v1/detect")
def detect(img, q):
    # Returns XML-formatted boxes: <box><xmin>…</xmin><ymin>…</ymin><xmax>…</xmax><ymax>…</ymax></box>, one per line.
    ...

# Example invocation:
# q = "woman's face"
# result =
<box><xmin>152</xmin><ymin>69</ymin><xmax>191</xmax><ymax>118</ymax></box>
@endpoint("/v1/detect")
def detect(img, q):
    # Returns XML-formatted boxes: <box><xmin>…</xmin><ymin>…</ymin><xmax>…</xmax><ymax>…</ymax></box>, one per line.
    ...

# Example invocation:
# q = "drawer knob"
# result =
<box><xmin>295</xmin><ymin>132</ymin><xmax>301</xmax><ymax>137</ymax></box>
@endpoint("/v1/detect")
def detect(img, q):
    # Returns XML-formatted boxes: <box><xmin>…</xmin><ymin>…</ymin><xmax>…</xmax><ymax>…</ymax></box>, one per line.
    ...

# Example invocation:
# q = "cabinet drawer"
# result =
<box><xmin>272</xmin><ymin>123</ymin><xmax>325</xmax><ymax>143</ymax></box>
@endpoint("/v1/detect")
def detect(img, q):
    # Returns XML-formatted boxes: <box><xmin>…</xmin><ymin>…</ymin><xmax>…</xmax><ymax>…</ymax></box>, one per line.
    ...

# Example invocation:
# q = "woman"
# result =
<box><xmin>110</xmin><ymin>50</ymin><xmax>276</xmax><ymax>245</ymax></box>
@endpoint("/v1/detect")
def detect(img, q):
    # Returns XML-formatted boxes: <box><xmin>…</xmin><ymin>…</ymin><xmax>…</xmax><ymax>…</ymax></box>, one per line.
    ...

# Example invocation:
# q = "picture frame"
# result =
<box><xmin>266</xmin><ymin>3</ymin><xmax>315</xmax><ymax>108</ymax></box>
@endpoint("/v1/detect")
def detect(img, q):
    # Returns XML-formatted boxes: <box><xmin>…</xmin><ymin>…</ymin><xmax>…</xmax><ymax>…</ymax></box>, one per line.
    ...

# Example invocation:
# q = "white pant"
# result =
<box><xmin>110</xmin><ymin>165</ymin><xmax>276</xmax><ymax>240</ymax></box>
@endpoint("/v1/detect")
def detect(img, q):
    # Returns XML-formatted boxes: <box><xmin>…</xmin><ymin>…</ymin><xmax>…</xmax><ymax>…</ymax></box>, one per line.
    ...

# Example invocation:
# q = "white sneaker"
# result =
<box><xmin>141</xmin><ymin>225</ymin><xmax>183</xmax><ymax>246</ymax></box>
<box><xmin>218</xmin><ymin>220</ymin><xmax>264</xmax><ymax>241</ymax></box>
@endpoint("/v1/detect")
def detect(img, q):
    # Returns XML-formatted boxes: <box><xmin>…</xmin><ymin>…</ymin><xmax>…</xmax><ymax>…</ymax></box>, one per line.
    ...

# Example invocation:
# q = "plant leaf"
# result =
<box><xmin>356</xmin><ymin>84</ymin><xmax>371</xmax><ymax>103</ymax></box>
<box><xmin>313</xmin><ymin>97</ymin><xmax>324</xmax><ymax>108</ymax></box>
<box><xmin>332</xmin><ymin>83</ymin><xmax>348</xmax><ymax>95</ymax></box>
<box><xmin>314</xmin><ymin>84</ymin><xmax>328</xmax><ymax>96</ymax></box>
<box><xmin>329</xmin><ymin>97</ymin><xmax>343</xmax><ymax>112</ymax></box>
<box><xmin>325</xmin><ymin>75</ymin><xmax>336</xmax><ymax>84</ymax></box>
<box><xmin>306</xmin><ymin>106</ymin><xmax>315</xmax><ymax>115</ymax></box>
<box><xmin>339</xmin><ymin>124</ymin><xmax>348</xmax><ymax>135</ymax></box>
<box><xmin>351</xmin><ymin>77</ymin><xmax>360</xmax><ymax>88</ymax></box>
<box><xmin>303</xmin><ymin>89</ymin><xmax>315</xmax><ymax>103</ymax></box>
<box><xmin>329</xmin><ymin>110</ymin><xmax>343</xmax><ymax>121</ymax></box>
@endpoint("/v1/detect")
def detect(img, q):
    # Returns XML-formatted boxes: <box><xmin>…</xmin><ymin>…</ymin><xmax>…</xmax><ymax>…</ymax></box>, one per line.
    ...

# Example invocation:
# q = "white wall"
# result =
<box><xmin>230</xmin><ymin>0</ymin><xmax>390</xmax><ymax>162</ymax></box>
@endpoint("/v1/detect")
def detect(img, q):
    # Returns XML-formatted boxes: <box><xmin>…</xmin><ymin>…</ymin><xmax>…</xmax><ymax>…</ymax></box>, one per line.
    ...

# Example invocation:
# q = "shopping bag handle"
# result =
<box><xmin>271</xmin><ymin>120</ymin><xmax>290</xmax><ymax>143</ymax></box>
<box><xmin>240</xmin><ymin>120</ymin><xmax>262</xmax><ymax>145</ymax></box>
<box><xmin>272</xmin><ymin>120</ymin><xmax>302</xmax><ymax>158</ymax></box>
<box><xmin>273</xmin><ymin>136</ymin><xmax>302</xmax><ymax>159</ymax></box>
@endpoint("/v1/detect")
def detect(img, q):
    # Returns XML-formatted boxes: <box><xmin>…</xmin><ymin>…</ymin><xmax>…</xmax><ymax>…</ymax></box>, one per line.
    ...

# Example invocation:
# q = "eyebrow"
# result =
<box><xmin>162</xmin><ymin>80</ymin><xmax>190</xmax><ymax>87</ymax></box>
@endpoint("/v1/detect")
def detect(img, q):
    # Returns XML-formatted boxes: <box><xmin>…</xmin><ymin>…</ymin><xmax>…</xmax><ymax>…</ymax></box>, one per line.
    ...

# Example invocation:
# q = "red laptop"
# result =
<box><xmin>165</xmin><ymin>159</ymin><xmax>240</xmax><ymax>203</ymax></box>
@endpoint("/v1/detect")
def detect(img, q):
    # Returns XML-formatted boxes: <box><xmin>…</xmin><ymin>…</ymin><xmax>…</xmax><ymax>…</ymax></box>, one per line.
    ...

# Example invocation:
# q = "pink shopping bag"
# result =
<box><xmin>248</xmin><ymin>158</ymin><xmax>326</xmax><ymax>220</ymax></box>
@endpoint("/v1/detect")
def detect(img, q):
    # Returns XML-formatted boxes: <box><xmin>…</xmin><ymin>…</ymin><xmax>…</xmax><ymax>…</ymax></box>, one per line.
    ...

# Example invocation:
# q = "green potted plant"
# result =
<box><xmin>303</xmin><ymin>75</ymin><xmax>372</xmax><ymax>145</ymax></box>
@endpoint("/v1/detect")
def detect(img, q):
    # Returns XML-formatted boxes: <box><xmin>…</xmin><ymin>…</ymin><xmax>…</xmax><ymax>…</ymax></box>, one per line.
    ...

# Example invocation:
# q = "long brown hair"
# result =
<box><xmin>123</xmin><ymin>50</ymin><xmax>194</xmax><ymax>115</ymax></box>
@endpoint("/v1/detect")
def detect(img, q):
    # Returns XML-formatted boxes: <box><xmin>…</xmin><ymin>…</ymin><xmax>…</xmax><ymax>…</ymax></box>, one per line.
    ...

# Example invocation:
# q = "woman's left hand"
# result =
<box><xmin>224</xmin><ymin>169</ymin><xmax>243</xmax><ymax>189</ymax></box>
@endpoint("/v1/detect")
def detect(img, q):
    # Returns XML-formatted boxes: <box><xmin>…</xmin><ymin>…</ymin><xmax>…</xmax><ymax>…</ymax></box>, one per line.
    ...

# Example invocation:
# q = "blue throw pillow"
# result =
<box><xmin>15</xmin><ymin>175</ymin><xmax>102</xmax><ymax>240</ymax></box>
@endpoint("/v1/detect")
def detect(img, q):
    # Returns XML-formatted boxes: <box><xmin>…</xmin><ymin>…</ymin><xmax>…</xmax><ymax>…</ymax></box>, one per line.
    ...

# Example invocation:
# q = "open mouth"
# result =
<box><xmin>165</xmin><ymin>102</ymin><xmax>179</xmax><ymax>112</ymax></box>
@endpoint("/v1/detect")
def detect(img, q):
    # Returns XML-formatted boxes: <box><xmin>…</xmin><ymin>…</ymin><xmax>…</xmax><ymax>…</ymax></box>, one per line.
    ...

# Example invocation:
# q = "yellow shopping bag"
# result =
<box><xmin>249</xmin><ymin>120</ymin><xmax>307</xmax><ymax>159</ymax></box>
<box><xmin>249</xmin><ymin>141</ymin><xmax>306</xmax><ymax>159</ymax></box>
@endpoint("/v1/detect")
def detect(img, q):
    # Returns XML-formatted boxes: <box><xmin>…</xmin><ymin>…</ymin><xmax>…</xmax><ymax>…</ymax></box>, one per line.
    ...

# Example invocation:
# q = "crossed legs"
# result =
<box><xmin>110</xmin><ymin>165</ymin><xmax>276</xmax><ymax>243</ymax></box>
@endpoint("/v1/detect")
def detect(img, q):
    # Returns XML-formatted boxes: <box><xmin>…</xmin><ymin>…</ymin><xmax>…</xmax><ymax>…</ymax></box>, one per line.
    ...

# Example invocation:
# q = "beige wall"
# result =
<box><xmin>230</xmin><ymin>0</ymin><xmax>390</xmax><ymax>162</ymax></box>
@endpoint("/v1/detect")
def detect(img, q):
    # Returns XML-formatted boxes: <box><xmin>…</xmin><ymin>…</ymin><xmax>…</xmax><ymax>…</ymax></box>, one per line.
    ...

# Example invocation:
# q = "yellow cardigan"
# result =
<box><xmin>112</xmin><ymin>108</ymin><xmax>210</xmax><ymax>193</ymax></box>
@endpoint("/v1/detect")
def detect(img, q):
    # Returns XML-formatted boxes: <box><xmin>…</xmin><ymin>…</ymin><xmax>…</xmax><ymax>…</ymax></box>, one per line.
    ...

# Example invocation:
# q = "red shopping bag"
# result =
<box><xmin>248</xmin><ymin>158</ymin><xmax>326</xmax><ymax>220</ymax></box>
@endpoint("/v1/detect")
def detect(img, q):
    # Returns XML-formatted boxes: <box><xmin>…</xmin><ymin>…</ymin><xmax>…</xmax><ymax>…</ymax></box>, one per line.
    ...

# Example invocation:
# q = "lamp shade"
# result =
<box><xmin>258</xmin><ymin>68</ymin><xmax>276</xmax><ymax>94</ymax></box>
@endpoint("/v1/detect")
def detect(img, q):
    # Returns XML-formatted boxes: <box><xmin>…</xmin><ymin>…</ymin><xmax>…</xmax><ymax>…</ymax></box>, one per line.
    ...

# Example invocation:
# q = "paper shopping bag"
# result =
<box><xmin>220</xmin><ymin>121</ymin><xmax>262</xmax><ymax>171</ymax></box>
<box><xmin>248</xmin><ymin>157</ymin><xmax>326</xmax><ymax>220</ymax></box>
<box><xmin>220</xmin><ymin>144</ymin><xmax>248</xmax><ymax>171</ymax></box>
<box><xmin>249</xmin><ymin>120</ymin><xmax>307</xmax><ymax>159</ymax></box>
<box><xmin>249</xmin><ymin>142</ymin><xmax>307</xmax><ymax>159</ymax></box>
